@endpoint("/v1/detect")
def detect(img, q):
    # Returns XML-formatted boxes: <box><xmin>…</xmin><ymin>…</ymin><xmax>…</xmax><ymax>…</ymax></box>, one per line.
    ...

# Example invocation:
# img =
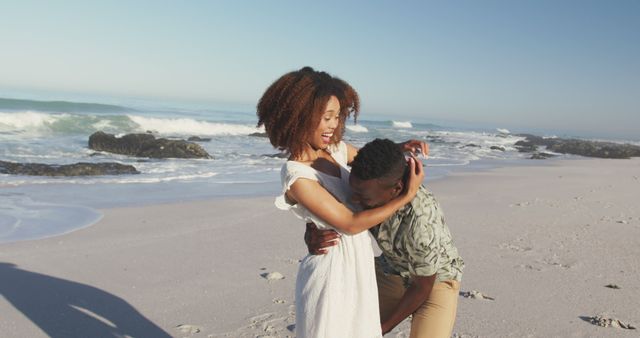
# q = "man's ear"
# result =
<box><xmin>392</xmin><ymin>179</ymin><xmax>404</xmax><ymax>195</ymax></box>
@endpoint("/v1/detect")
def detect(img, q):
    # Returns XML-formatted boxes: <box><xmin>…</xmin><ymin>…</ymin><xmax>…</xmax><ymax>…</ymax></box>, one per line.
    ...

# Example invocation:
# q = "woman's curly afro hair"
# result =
<box><xmin>256</xmin><ymin>66</ymin><xmax>359</xmax><ymax>158</ymax></box>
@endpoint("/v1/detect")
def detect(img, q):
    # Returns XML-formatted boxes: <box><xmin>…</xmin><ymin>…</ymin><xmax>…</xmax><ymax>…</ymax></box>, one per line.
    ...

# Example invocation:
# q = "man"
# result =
<box><xmin>306</xmin><ymin>138</ymin><xmax>464</xmax><ymax>337</ymax></box>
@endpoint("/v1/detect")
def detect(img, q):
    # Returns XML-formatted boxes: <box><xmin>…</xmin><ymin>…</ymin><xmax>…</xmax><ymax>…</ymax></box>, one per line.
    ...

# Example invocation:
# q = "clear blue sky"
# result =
<box><xmin>1</xmin><ymin>1</ymin><xmax>638</xmax><ymax>138</ymax></box>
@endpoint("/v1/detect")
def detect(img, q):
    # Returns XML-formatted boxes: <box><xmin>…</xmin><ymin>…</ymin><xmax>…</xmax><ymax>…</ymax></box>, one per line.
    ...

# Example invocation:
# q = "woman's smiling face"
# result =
<box><xmin>308</xmin><ymin>95</ymin><xmax>341</xmax><ymax>150</ymax></box>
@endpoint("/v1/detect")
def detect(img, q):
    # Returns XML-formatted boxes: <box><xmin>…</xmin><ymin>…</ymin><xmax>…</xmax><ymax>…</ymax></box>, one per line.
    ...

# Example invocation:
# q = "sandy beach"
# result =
<box><xmin>1</xmin><ymin>158</ymin><xmax>639</xmax><ymax>337</ymax></box>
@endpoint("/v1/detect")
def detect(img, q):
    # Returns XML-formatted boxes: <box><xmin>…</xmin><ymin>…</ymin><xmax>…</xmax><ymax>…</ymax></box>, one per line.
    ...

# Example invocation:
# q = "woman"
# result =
<box><xmin>257</xmin><ymin>67</ymin><xmax>426</xmax><ymax>337</ymax></box>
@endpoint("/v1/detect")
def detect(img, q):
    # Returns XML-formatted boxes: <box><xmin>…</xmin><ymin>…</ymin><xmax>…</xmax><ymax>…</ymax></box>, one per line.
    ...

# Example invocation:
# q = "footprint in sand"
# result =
<box><xmin>599</xmin><ymin>215</ymin><xmax>615</xmax><ymax>223</ymax></box>
<box><xmin>583</xmin><ymin>315</ymin><xmax>636</xmax><ymax>330</ymax></box>
<box><xmin>249</xmin><ymin>312</ymin><xmax>293</xmax><ymax>336</ymax></box>
<box><xmin>218</xmin><ymin>312</ymin><xmax>294</xmax><ymax>338</ymax></box>
<box><xmin>459</xmin><ymin>290</ymin><xmax>495</xmax><ymax>300</ymax></box>
<box><xmin>498</xmin><ymin>242</ymin><xmax>533</xmax><ymax>252</ymax></box>
<box><xmin>542</xmin><ymin>256</ymin><xmax>573</xmax><ymax>269</ymax></box>
<box><xmin>452</xmin><ymin>334</ymin><xmax>477</xmax><ymax>338</ymax></box>
<box><xmin>261</xmin><ymin>272</ymin><xmax>285</xmax><ymax>281</ymax></box>
<box><xmin>175</xmin><ymin>324</ymin><xmax>201</xmax><ymax>334</ymax></box>
<box><xmin>515</xmin><ymin>263</ymin><xmax>544</xmax><ymax>272</ymax></box>
<box><xmin>249</xmin><ymin>313</ymin><xmax>274</xmax><ymax>324</ymax></box>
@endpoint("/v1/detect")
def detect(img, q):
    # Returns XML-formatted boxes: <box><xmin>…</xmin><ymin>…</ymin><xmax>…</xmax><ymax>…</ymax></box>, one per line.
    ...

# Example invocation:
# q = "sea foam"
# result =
<box><xmin>392</xmin><ymin>121</ymin><xmax>413</xmax><ymax>128</ymax></box>
<box><xmin>127</xmin><ymin>115</ymin><xmax>263</xmax><ymax>136</ymax></box>
<box><xmin>346</xmin><ymin>124</ymin><xmax>369</xmax><ymax>133</ymax></box>
<box><xmin>0</xmin><ymin>111</ymin><xmax>59</xmax><ymax>131</ymax></box>
<box><xmin>0</xmin><ymin>111</ymin><xmax>264</xmax><ymax>137</ymax></box>
<box><xmin>0</xmin><ymin>111</ymin><xmax>134</xmax><ymax>135</ymax></box>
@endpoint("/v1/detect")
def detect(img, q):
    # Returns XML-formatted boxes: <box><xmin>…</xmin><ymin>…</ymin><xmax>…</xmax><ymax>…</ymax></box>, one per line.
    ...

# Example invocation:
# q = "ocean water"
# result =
<box><xmin>0</xmin><ymin>96</ymin><xmax>588</xmax><ymax>242</ymax></box>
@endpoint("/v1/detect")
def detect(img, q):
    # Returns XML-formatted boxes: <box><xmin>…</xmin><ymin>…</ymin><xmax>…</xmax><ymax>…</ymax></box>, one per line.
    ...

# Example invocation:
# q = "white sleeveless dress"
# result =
<box><xmin>275</xmin><ymin>141</ymin><xmax>382</xmax><ymax>338</ymax></box>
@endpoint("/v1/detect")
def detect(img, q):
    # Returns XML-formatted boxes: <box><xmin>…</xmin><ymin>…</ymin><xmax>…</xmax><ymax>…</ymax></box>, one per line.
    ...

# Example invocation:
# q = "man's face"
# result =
<box><xmin>349</xmin><ymin>175</ymin><xmax>402</xmax><ymax>209</ymax></box>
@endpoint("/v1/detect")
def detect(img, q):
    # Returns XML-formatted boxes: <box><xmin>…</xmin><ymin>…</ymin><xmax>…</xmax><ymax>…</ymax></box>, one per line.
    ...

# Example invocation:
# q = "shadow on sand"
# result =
<box><xmin>0</xmin><ymin>262</ymin><xmax>171</xmax><ymax>338</ymax></box>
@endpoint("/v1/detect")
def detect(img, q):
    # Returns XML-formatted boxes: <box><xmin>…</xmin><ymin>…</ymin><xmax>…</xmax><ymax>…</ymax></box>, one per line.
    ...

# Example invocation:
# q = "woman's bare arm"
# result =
<box><xmin>345</xmin><ymin>140</ymin><xmax>428</xmax><ymax>165</ymax></box>
<box><xmin>287</xmin><ymin>157</ymin><xmax>423</xmax><ymax>235</ymax></box>
<box><xmin>345</xmin><ymin>143</ymin><xmax>359</xmax><ymax>165</ymax></box>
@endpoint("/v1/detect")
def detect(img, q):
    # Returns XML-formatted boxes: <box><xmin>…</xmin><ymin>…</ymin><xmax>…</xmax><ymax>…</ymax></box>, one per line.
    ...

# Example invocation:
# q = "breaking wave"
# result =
<box><xmin>392</xmin><ymin>121</ymin><xmax>413</xmax><ymax>128</ymax></box>
<box><xmin>0</xmin><ymin>111</ymin><xmax>262</xmax><ymax>136</ymax></box>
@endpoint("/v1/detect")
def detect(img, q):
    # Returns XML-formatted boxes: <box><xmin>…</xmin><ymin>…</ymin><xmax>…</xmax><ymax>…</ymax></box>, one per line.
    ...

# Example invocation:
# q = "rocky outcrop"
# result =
<box><xmin>187</xmin><ymin>136</ymin><xmax>211</xmax><ymax>142</ymax></box>
<box><xmin>490</xmin><ymin>146</ymin><xmax>506</xmax><ymax>152</ymax></box>
<box><xmin>89</xmin><ymin>131</ymin><xmax>212</xmax><ymax>159</ymax></box>
<box><xmin>547</xmin><ymin>140</ymin><xmax>640</xmax><ymax>159</ymax></box>
<box><xmin>516</xmin><ymin>134</ymin><xmax>557</xmax><ymax>147</ymax></box>
<box><xmin>261</xmin><ymin>152</ymin><xmax>288</xmax><ymax>159</ymax></box>
<box><xmin>530</xmin><ymin>152</ymin><xmax>557</xmax><ymax>160</ymax></box>
<box><xmin>0</xmin><ymin>161</ymin><xmax>139</xmax><ymax>176</ymax></box>
<box><xmin>514</xmin><ymin>140</ymin><xmax>538</xmax><ymax>153</ymax></box>
<box><xmin>425</xmin><ymin>135</ymin><xmax>447</xmax><ymax>143</ymax></box>
<box><xmin>515</xmin><ymin>134</ymin><xmax>640</xmax><ymax>159</ymax></box>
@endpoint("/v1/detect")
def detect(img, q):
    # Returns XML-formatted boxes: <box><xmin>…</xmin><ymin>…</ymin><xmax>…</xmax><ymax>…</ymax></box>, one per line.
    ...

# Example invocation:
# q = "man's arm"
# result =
<box><xmin>289</xmin><ymin>157</ymin><xmax>422</xmax><ymax>235</ymax></box>
<box><xmin>381</xmin><ymin>274</ymin><xmax>436</xmax><ymax>334</ymax></box>
<box><xmin>304</xmin><ymin>223</ymin><xmax>340</xmax><ymax>255</ymax></box>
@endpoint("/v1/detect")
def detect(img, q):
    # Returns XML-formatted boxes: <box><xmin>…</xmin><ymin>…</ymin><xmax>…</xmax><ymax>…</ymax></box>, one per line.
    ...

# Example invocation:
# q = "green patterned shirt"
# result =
<box><xmin>370</xmin><ymin>186</ymin><xmax>464</xmax><ymax>286</ymax></box>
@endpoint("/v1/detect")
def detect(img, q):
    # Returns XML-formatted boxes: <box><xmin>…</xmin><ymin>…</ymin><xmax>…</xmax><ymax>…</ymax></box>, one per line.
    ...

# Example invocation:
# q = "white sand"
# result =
<box><xmin>1</xmin><ymin>158</ymin><xmax>639</xmax><ymax>337</ymax></box>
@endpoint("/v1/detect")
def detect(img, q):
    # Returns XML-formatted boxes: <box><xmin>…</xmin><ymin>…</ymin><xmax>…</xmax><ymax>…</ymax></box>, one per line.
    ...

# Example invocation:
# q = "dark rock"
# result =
<box><xmin>515</xmin><ymin>134</ymin><xmax>558</xmax><ymax>147</ymax></box>
<box><xmin>262</xmin><ymin>152</ymin><xmax>288</xmax><ymax>159</ymax></box>
<box><xmin>187</xmin><ymin>136</ymin><xmax>212</xmax><ymax>142</ymax></box>
<box><xmin>249</xmin><ymin>132</ymin><xmax>268</xmax><ymax>138</ymax></box>
<box><xmin>463</xmin><ymin>143</ymin><xmax>481</xmax><ymax>148</ymax></box>
<box><xmin>514</xmin><ymin>140</ymin><xmax>538</xmax><ymax>153</ymax></box>
<box><xmin>0</xmin><ymin>160</ymin><xmax>139</xmax><ymax>176</ymax></box>
<box><xmin>88</xmin><ymin>131</ymin><xmax>212</xmax><ymax>159</ymax></box>
<box><xmin>548</xmin><ymin>140</ymin><xmax>640</xmax><ymax>159</ymax></box>
<box><xmin>425</xmin><ymin>135</ymin><xmax>446</xmax><ymax>143</ymax></box>
<box><xmin>490</xmin><ymin>146</ymin><xmax>506</xmax><ymax>152</ymax></box>
<box><xmin>530</xmin><ymin>152</ymin><xmax>557</xmax><ymax>160</ymax></box>
<box><xmin>515</xmin><ymin>133</ymin><xmax>640</xmax><ymax>159</ymax></box>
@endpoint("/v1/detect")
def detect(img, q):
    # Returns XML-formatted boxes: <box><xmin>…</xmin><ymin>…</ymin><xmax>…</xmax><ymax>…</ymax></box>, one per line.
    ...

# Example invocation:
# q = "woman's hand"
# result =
<box><xmin>401</xmin><ymin>155</ymin><xmax>424</xmax><ymax>202</ymax></box>
<box><xmin>398</xmin><ymin>139</ymin><xmax>429</xmax><ymax>158</ymax></box>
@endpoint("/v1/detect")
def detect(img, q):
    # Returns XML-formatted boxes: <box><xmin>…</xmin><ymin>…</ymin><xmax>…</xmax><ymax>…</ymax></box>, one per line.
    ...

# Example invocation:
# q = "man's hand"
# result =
<box><xmin>398</xmin><ymin>139</ymin><xmax>429</xmax><ymax>158</ymax></box>
<box><xmin>304</xmin><ymin>223</ymin><xmax>340</xmax><ymax>255</ymax></box>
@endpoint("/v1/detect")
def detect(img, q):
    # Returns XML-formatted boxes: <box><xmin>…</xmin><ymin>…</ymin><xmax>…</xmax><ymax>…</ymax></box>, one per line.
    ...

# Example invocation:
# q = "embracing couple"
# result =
<box><xmin>257</xmin><ymin>67</ymin><xmax>464</xmax><ymax>338</ymax></box>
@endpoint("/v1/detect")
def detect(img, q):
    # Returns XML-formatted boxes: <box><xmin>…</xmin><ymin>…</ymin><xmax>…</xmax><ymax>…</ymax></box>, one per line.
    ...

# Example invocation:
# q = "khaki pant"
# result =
<box><xmin>376</xmin><ymin>267</ymin><xmax>460</xmax><ymax>338</ymax></box>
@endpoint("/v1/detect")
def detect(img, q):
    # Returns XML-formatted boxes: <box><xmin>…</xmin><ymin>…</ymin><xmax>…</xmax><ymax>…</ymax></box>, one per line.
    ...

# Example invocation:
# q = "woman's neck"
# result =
<box><xmin>293</xmin><ymin>144</ymin><xmax>328</xmax><ymax>162</ymax></box>
<box><xmin>292</xmin><ymin>143</ymin><xmax>342</xmax><ymax>179</ymax></box>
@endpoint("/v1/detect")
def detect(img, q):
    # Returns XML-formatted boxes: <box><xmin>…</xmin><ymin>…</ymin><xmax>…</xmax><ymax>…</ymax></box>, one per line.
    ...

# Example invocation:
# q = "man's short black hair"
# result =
<box><xmin>351</xmin><ymin>138</ymin><xmax>407</xmax><ymax>182</ymax></box>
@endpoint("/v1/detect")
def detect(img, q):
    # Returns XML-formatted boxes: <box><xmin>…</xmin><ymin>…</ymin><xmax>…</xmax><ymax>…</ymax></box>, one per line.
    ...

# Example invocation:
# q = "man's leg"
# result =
<box><xmin>375</xmin><ymin>265</ymin><xmax>405</xmax><ymax>324</ymax></box>
<box><xmin>409</xmin><ymin>280</ymin><xmax>460</xmax><ymax>338</ymax></box>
